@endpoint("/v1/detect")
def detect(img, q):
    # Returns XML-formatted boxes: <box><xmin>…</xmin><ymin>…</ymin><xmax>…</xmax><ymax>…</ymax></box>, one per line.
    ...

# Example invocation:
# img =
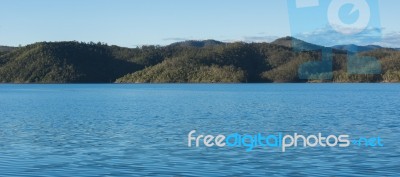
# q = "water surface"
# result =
<box><xmin>0</xmin><ymin>84</ymin><xmax>399</xmax><ymax>176</ymax></box>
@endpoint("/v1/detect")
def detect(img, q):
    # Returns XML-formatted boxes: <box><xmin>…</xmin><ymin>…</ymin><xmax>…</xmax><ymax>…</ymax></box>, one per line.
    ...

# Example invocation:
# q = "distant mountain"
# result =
<box><xmin>0</xmin><ymin>46</ymin><xmax>17</xmax><ymax>52</ymax></box>
<box><xmin>332</xmin><ymin>44</ymin><xmax>383</xmax><ymax>53</ymax></box>
<box><xmin>271</xmin><ymin>36</ymin><xmax>326</xmax><ymax>51</ymax></box>
<box><xmin>169</xmin><ymin>40</ymin><xmax>224</xmax><ymax>48</ymax></box>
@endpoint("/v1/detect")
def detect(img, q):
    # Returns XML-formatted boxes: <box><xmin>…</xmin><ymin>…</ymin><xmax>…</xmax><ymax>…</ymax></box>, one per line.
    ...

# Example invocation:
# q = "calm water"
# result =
<box><xmin>0</xmin><ymin>84</ymin><xmax>399</xmax><ymax>176</ymax></box>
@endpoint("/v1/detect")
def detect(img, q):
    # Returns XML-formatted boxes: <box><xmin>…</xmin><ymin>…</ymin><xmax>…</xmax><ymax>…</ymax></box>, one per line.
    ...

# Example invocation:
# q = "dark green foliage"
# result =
<box><xmin>0</xmin><ymin>37</ymin><xmax>399</xmax><ymax>83</ymax></box>
<box><xmin>365</xmin><ymin>49</ymin><xmax>400</xmax><ymax>82</ymax></box>
<box><xmin>0</xmin><ymin>42</ymin><xmax>141</xmax><ymax>83</ymax></box>
<box><xmin>116</xmin><ymin>57</ymin><xmax>246</xmax><ymax>83</ymax></box>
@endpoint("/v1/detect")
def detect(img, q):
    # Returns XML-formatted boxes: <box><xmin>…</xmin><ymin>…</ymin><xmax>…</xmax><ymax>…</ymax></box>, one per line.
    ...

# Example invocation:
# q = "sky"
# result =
<box><xmin>0</xmin><ymin>0</ymin><xmax>399</xmax><ymax>47</ymax></box>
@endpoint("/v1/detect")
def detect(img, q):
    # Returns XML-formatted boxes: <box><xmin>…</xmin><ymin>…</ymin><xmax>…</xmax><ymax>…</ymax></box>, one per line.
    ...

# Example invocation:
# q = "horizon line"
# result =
<box><xmin>1</xmin><ymin>36</ymin><xmax>399</xmax><ymax>49</ymax></box>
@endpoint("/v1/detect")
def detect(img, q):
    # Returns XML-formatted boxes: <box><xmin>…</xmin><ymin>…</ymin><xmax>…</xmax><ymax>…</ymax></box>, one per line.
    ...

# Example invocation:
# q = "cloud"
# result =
<box><xmin>293</xmin><ymin>25</ymin><xmax>383</xmax><ymax>47</ymax></box>
<box><xmin>242</xmin><ymin>35</ymin><xmax>280</xmax><ymax>43</ymax></box>
<box><xmin>373</xmin><ymin>32</ymin><xmax>400</xmax><ymax>48</ymax></box>
<box><xmin>162</xmin><ymin>37</ymin><xmax>191</xmax><ymax>42</ymax></box>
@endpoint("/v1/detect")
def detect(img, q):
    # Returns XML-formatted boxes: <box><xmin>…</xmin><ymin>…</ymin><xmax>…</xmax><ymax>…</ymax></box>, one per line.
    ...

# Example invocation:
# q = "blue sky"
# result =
<box><xmin>0</xmin><ymin>0</ymin><xmax>399</xmax><ymax>47</ymax></box>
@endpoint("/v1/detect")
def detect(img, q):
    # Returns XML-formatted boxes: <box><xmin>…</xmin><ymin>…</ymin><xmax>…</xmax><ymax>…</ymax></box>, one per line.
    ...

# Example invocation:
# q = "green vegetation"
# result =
<box><xmin>116</xmin><ymin>57</ymin><xmax>246</xmax><ymax>83</ymax></box>
<box><xmin>0</xmin><ymin>37</ymin><xmax>399</xmax><ymax>83</ymax></box>
<box><xmin>0</xmin><ymin>42</ymin><xmax>142</xmax><ymax>83</ymax></box>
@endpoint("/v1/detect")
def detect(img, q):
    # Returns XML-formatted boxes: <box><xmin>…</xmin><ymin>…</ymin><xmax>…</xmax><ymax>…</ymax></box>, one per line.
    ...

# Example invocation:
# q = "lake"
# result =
<box><xmin>0</xmin><ymin>84</ymin><xmax>399</xmax><ymax>176</ymax></box>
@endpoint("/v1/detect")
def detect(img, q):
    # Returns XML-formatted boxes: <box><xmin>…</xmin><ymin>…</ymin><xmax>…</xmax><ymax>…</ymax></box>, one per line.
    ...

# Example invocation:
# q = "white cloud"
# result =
<box><xmin>373</xmin><ymin>32</ymin><xmax>400</xmax><ymax>48</ymax></box>
<box><xmin>242</xmin><ymin>36</ymin><xmax>280</xmax><ymax>43</ymax></box>
<box><xmin>163</xmin><ymin>37</ymin><xmax>191</xmax><ymax>42</ymax></box>
<box><xmin>293</xmin><ymin>25</ymin><xmax>383</xmax><ymax>47</ymax></box>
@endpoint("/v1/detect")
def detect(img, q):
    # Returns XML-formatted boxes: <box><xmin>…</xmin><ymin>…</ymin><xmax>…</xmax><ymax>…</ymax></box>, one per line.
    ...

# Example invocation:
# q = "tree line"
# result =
<box><xmin>0</xmin><ymin>38</ymin><xmax>399</xmax><ymax>83</ymax></box>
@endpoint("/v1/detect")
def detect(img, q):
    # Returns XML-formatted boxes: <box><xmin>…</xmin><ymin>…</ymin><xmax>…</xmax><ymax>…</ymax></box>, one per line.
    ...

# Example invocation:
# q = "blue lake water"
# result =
<box><xmin>0</xmin><ymin>84</ymin><xmax>399</xmax><ymax>176</ymax></box>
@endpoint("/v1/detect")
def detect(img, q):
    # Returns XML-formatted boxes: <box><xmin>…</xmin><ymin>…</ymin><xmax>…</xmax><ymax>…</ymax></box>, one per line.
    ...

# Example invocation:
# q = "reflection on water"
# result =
<box><xmin>0</xmin><ymin>84</ymin><xmax>399</xmax><ymax>176</ymax></box>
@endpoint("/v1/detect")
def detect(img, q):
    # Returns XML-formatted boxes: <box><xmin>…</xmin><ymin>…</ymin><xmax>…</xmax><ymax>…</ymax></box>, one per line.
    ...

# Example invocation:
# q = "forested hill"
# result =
<box><xmin>0</xmin><ymin>38</ymin><xmax>399</xmax><ymax>83</ymax></box>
